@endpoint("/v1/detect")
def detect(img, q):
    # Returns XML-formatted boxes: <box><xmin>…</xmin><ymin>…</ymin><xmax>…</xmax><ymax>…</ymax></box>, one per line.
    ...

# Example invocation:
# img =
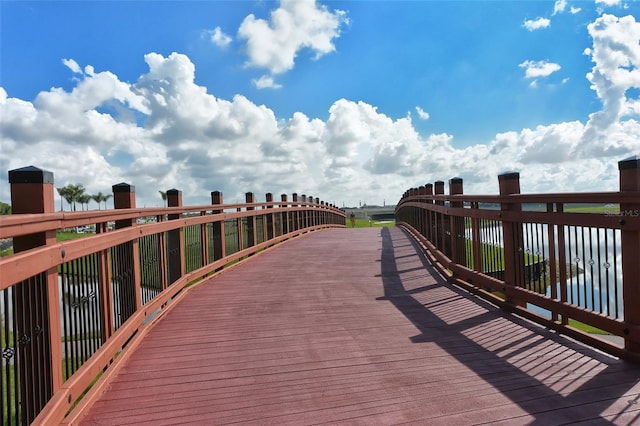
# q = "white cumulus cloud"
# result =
<box><xmin>523</xmin><ymin>17</ymin><xmax>551</xmax><ymax>31</ymax></box>
<box><xmin>252</xmin><ymin>75</ymin><xmax>283</xmax><ymax>90</ymax></box>
<box><xmin>237</xmin><ymin>0</ymin><xmax>348</xmax><ymax>75</ymax></box>
<box><xmin>62</xmin><ymin>58</ymin><xmax>82</xmax><ymax>74</ymax></box>
<box><xmin>580</xmin><ymin>13</ymin><xmax>640</xmax><ymax>156</ymax></box>
<box><xmin>208</xmin><ymin>26</ymin><xmax>232</xmax><ymax>48</ymax></box>
<box><xmin>415</xmin><ymin>107</ymin><xmax>430</xmax><ymax>120</ymax></box>
<box><xmin>553</xmin><ymin>0</ymin><xmax>567</xmax><ymax>15</ymax></box>
<box><xmin>519</xmin><ymin>60</ymin><xmax>561</xmax><ymax>79</ymax></box>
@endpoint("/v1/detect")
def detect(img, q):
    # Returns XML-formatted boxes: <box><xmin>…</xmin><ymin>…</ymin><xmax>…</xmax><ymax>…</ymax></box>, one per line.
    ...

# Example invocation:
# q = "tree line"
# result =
<box><xmin>1</xmin><ymin>186</ymin><xmax>169</xmax><ymax>214</ymax></box>
<box><xmin>56</xmin><ymin>184</ymin><xmax>112</xmax><ymax>211</ymax></box>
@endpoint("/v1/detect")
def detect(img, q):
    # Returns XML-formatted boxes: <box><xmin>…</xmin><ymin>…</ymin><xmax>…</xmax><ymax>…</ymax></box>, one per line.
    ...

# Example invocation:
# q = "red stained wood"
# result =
<box><xmin>79</xmin><ymin>228</ymin><xmax>640</xmax><ymax>425</ymax></box>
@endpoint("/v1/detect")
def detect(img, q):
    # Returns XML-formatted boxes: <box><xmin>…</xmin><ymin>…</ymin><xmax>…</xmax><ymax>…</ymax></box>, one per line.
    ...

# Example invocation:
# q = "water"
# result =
<box><xmin>466</xmin><ymin>222</ymin><xmax>624</xmax><ymax>319</ymax></box>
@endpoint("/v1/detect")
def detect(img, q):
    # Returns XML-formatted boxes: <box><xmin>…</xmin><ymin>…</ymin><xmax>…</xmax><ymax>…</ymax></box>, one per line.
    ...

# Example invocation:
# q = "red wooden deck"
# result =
<box><xmin>79</xmin><ymin>227</ymin><xmax>640</xmax><ymax>425</ymax></box>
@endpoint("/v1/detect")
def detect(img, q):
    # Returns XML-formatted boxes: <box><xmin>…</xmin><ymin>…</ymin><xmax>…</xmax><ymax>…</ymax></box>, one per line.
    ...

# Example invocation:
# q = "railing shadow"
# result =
<box><xmin>378</xmin><ymin>226</ymin><xmax>640</xmax><ymax>424</ymax></box>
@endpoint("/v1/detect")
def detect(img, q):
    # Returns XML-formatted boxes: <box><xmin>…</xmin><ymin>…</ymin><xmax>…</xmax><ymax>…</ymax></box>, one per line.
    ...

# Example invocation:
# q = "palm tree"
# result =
<box><xmin>104</xmin><ymin>193</ymin><xmax>113</xmax><ymax>209</ymax></box>
<box><xmin>77</xmin><ymin>194</ymin><xmax>92</xmax><ymax>211</ymax></box>
<box><xmin>57</xmin><ymin>186</ymin><xmax>73</xmax><ymax>211</ymax></box>
<box><xmin>56</xmin><ymin>184</ymin><xmax>86</xmax><ymax>211</ymax></box>
<box><xmin>159</xmin><ymin>190</ymin><xmax>167</xmax><ymax>207</ymax></box>
<box><xmin>91</xmin><ymin>192</ymin><xmax>113</xmax><ymax>210</ymax></box>
<box><xmin>68</xmin><ymin>184</ymin><xmax>86</xmax><ymax>211</ymax></box>
<box><xmin>91</xmin><ymin>193</ymin><xmax>102</xmax><ymax>210</ymax></box>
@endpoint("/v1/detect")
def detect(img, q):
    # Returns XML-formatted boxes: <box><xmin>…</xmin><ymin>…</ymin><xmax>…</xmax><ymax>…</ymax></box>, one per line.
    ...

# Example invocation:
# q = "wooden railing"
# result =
<box><xmin>395</xmin><ymin>156</ymin><xmax>640</xmax><ymax>362</ymax></box>
<box><xmin>0</xmin><ymin>166</ymin><xmax>345</xmax><ymax>425</ymax></box>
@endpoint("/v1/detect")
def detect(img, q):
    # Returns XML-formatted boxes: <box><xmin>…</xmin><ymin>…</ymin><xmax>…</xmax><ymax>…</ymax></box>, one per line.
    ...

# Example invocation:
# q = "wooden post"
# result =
<box><xmin>111</xmin><ymin>183</ymin><xmax>141</xmax><ymax>326</ymax></box>
<box><xmin>301</xmin><ymin>195</ymin><xmax>308</xmax><ymax>229</ymax></box>
<box><xmin>434</xmin><ymin>181</ymin><xmax>445</xmax><ymax>253</ymax></box>
<box><xmin>211</xmin><ymin>191</ymin><xmax>225</xmax><ymax>261</ymax></box>
<box><xmin>8</xmin><ymin>166</ymin><xmax>61</xmax><ymax>424</ymax></box>
<box><xmin>281</xmin><ymin>194</ymin><xmax>289</xmax><ymax>235</ymax></box>
<box><xmin>425</xmin><ymin>183</ymin><xmax>434</xmax><ymax>241</ymax></box>
<box><xmin>166</xmin><ymin>189</ymin><xmax>184</xmax><ymax>285</ymax></box>
<box><xmin>498</xmin><ymin>172</ymin><xmax>525</xmax><ymax>306</ymax></box>
<box><xmin>471</xmin><ymin>200</ymin><xmax>483</xmax><ymax>276</ymax></box>
<box><xmin>449</xmin><ymin>178</ymin><xmax>466</xmax><ymax>267</ymax></box>
<box><xmin>265</xmin><ymin>193</ymin><xmax>275</xmax><ymax>241</ymax></box>
<box><xmin>418</xmin><ymin>186</ymin><xmax>426</xmax><ymax>236</ymax></box>
<box><xmin>245</xmin><ymin>192</ymin><xmax>256</xmax><ymax>247</ymax></box>
<box><xmin>619</xmin><ymin>156</ymin><xmax>640</xmax><ymax>353</ymax></box>
<box><xmin>292</xmin><ymin>193</ymin><xmax>299</xmax><ymax>231</ymax></box>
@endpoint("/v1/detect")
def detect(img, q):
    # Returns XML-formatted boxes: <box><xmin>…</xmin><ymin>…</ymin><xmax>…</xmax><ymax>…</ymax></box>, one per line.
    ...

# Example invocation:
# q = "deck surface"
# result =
<box><xmin>80</xmin><ymin>227</ymin><xmax>640</xmax><ymax>425</ymax></box>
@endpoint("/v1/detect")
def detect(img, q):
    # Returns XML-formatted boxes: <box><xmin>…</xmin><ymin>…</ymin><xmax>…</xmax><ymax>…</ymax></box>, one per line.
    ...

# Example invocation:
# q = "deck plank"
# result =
<box><xmin>79</xmin><ymin>227</ymin><xmax>640</xmax><ymax>425</ymax></box>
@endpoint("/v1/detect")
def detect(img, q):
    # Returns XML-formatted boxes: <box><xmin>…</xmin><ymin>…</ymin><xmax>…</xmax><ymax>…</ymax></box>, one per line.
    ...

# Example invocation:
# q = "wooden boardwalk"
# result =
<box><xmin>79</xmin><ymin>227</ymin><xmax>640</xmax><ymax>425</ymax></box>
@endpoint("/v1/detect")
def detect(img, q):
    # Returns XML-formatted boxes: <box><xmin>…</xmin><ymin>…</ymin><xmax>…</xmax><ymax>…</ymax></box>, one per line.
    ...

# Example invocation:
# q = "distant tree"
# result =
<box><xmin>57</xmin><ymin>184</ymin><xmax>86</xmax><ymax>211</ymax></box>
<box><xmin>91</xmin><ymin>192</ymin><xmax>113</xmax><ymax>210</ymax></box>
<box><xmin>104</xmin><ymin>193</ymin><xmax>113</xmax><ymax>209</ymax></box>
<box><xmin>57</xmin><ymin>186</ymin><xmax>73</xmax><ymax>211</ymax></box>
<box><xmin>91</xmin><ymin>193</ymin><xmax>101</xmax><ymax>210</ymax></box>
<box><xmin>159</xmin><ymin>190</ymin><xmax>167</xmax><ymax>207</ymax></box>
<box><xmin>0</xmin><ymin>201</ymin><xmax>11</xmax><ymax>215</ymax></box>
<box><xmin>77</xmin><ymin>194</ymin><xmax>92</xmax><ymax>211</ymax></box>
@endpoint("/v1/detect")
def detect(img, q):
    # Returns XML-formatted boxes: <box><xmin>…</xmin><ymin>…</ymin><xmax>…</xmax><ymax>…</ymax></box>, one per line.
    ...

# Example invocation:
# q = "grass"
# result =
<box><xmin>0</xmin><ymin>231</ymin><xmax>90</xmax><ymax>258</ymax></box>
<box><xmin>569</xmin><ymin>319</ymin><xmax>610</xmax><ymax>335</ymax></box>
<box><xmin>1</xmin><ymin>328</ymin><xmax>14</xmax><ymax>348</ymax></box>
<box><xmin>56</xmin><ymin>231</ymin><xmax>92</xmax><ymax>242</ymax></box>
<box><xmin>347</xmin><ymin>218</ymin><xmax>395</xmax><ymax>228</ymax></box>
<box><xmin>564</xmin><ymin>204</ymin><xmax>619</xmax><ymax>214</ymax></box>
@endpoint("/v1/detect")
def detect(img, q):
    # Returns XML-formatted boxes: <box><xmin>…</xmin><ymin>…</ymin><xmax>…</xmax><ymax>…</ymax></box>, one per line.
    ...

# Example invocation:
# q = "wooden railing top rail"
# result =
<box><xmin>0</xmin><ymin>203</ymin><xmax>345</xmax><ymax>290</ymax></box>
<box><xmin>398</xmin><ymin>191</ymin><xmax>638</xmax><ymax>205</ymax></box>
<box><xmin>0</xmin><ymin>200</ymin><xmax>342</xmax><ymax>240</ymax></box>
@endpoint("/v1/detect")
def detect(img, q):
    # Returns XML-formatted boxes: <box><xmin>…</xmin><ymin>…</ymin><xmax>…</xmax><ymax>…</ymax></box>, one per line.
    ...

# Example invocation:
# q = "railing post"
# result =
<box><xmin>112</xmin><ymin>183</ymin><xmax>141</xmax><ymax>326</ymax></box>
<box><xmin>166</xmin><ymin>189</ymin><xmax>184</xmax><ymax>285</ymax></box>
<box><xmin>292</xmin><ymin>193</ymin><xmax>299</xmax><ymax>231</ymax></box>
<box><xmin>449</xmin><ymin>178</ymin><xmax>467</xmax><ymax>267</ymax></box>
<box><xmin>281</xmin><ymin>194</ymin><xmax>289</xmax><ymax>235</ymax></box>
<box><xmin>425</xmin><ymin>183</ymin><xmax>434</xmax><ymax>241</ymax></box>
<box><xmin>246</xmin><ymin>192</ymin><xmax>256</xmax><ymax>247</ymax></box>
<box><xmin>8</xmin><ymin>166</ymin><xmax>61</xmax><ymax>424</ymax></box>
<box><xmin>418</xmin><ymin>186</ymin><xmax>426</xmax><ymax>236</ymax></box>
<box><xmin>619</xmin><ymin>156</ymin><xmax>640</xmax><ymax>353</ymax></box>
<box><xmin>434</xmin><ymin>181</ymin><xmax>445</xmax><ymax>253</ymax></box>
<box><xmin>471</xmin><ymin>200</ymin><xmax>483</xmax><ymax>276</ymax></box>
<box><xmin>498</xmin><ymin>172</ymin><xmax>525</xmax><ymax>306</ymax></box>
<box><xmin>265</xmin><ymin>193</ymin><xmax>275</xmax><ymax>240</ymax></box>
<box><xmin>211</xmin><ymin>191</ymin><xmax>226</xmax><ymax>262</ymax></box>
<box><xmin>301</xmin><ymin>195</ymin><xmax>307</xmax><ymax>229</ymax></box>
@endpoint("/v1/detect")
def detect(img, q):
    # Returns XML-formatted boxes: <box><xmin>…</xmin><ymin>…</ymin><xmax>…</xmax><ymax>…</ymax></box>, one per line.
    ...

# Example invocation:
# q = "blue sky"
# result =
<box><xmin>1</xmin><ymin>0</ymin><xmax>639</xmax><ymax>208</ymax></box>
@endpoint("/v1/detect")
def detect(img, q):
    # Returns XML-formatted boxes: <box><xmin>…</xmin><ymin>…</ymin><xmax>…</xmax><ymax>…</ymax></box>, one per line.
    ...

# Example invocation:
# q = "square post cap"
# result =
<box><xmin>8</xmin><ymin>166</ymin><xmax>54</xmax><ymax>184</ymax></box>
<box><xmin>112</xmin><ymin>182</ymin><xmax>135</xmax><ymax>193</ymax></box>
<box><xmin>498</xmin><ymin>172</ymin><xmax>520</xmax><ymax>181</ymax></box>
<box><xmin>619</xmin><ymin>155</ymin><xmax>640</xmax><ymax>170</ymax></box>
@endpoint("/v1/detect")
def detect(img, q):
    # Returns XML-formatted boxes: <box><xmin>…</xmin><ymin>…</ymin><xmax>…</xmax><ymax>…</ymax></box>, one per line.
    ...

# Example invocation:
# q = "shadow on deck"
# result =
<box><xmin>79</xmin><ymin>227</ymin><xmax>640</xmax><ymax>425</ymax></box>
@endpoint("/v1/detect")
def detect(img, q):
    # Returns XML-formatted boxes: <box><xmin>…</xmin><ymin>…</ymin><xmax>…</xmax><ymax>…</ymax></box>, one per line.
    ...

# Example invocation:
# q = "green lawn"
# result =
<box><xmin>564</xmin><ymin>204</ymin><xmax>619</xmax><ymax>213</ymax></box>
<box><xmin>347</xmin><ymin>218</ymin><xmax>395</xmax><ymax>228</ymax></box>
<box><xmin>1</xmin><ymin>231</ymin><xmax>90</xmax><ymax>258</ymax></box>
